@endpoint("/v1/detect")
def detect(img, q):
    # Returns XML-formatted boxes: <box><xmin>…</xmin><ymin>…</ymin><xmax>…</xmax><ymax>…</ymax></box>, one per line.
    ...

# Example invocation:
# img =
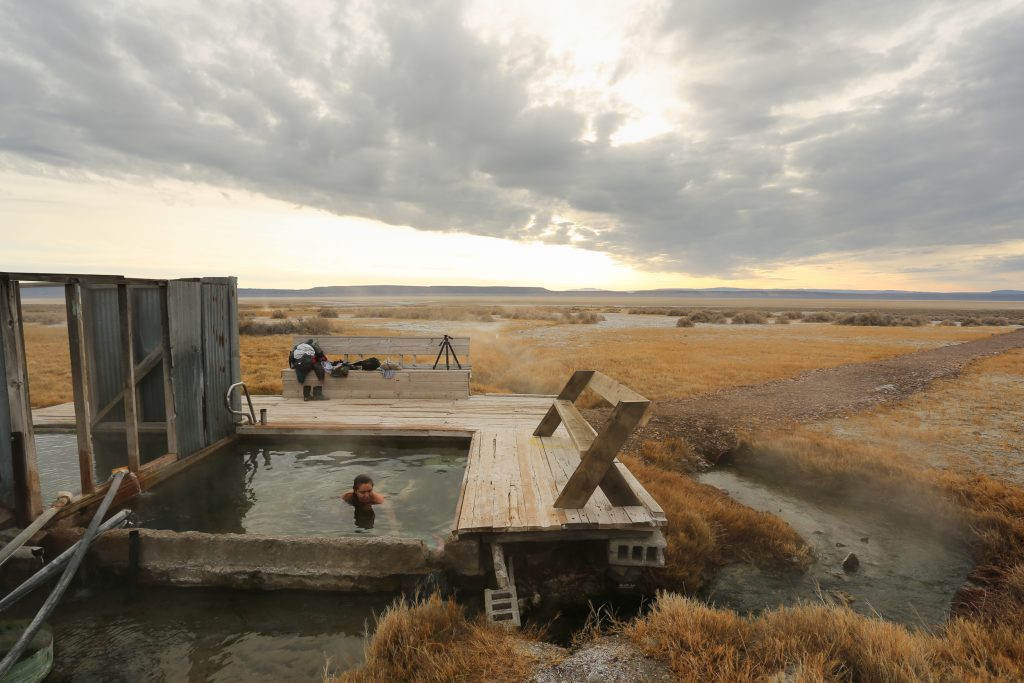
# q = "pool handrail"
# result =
<box><xmin>226</xmin><ymin>382</ymin><xmax>258</xmax><ymax>426</ymax></box>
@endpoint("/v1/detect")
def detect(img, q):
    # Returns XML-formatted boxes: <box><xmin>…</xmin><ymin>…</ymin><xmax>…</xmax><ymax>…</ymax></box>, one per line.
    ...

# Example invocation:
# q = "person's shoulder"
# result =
<box><xmin>341</xmin><ymin>491</ymin><xmax>354</xmax><ymax>502</ymax></box>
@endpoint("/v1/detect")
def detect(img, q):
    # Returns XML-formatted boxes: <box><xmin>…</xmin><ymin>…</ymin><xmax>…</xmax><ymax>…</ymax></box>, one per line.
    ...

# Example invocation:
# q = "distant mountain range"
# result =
<box><xmin>237</xmin><ymin>285</ymin><xmax>1024</xmax><ymax>301</ymax></box>
<box><xmin>17</xmin><ymin>283</ymin><xmax>1024</xmax><ymax>301</ymax></box>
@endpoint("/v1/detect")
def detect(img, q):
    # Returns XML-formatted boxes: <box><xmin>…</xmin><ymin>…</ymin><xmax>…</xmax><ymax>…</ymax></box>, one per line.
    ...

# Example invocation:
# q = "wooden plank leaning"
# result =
<box><xmin>552</xmin><ymin>399</ymin><xmax>596</xmax><ymax>452</ymax></box>
<box><xmin>533</xmin><ymin>370</ymin><xmax>594</xmax><ymax>437</ymax></box>
<box><xmin>553</xmin><ymin>399</ymin><xmax>650</xmax><ymax>509</ymax></box>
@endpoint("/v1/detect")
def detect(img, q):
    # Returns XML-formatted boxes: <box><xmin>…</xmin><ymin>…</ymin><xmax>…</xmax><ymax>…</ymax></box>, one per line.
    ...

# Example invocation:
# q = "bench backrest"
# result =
<box><xmin>291</xmin><ymin>335</ymin><xmax>470</xmax><ymax>365</ymax></box>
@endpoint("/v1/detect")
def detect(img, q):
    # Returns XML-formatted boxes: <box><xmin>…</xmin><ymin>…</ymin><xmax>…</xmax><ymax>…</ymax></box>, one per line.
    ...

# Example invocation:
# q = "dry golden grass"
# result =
<box><xmin>20</xmin><ymin>324</ymin><xmax>73</xmax><ymax>408</ymax></box>
<box><xmin>27</xmin><ymin>301</ymin><xmax>1000</xmax><ymax>408</ymax></box>
<box><xmin>469</xmin><ymin>324</ymin><xmax>1000</xmax><ymax>400</ymax></box>
<box><xmin>736</xmin><ymin>429</ymin><xmax>1024</xmax><ymax>563</ymax></box>
<box><xmin>328</xmin><ymin>594</ymin><xmax>552</xmax><ymax>683</ymax></box>
<box><xmin>808</xmin><ymin>348</ymin><xmax>1024</xmax><ymax>487</ymax></box>
<box><xmin>578</xmin><ymin>350</ymin><xmax>1024</xmax><ymax>679</ymax></box>
<box><xmin>624</xmin><ymin>589</ymin><xmax>1024</xmax><ymax>682</ymax></box>
<box><xmin>621</xmin><ymin>452</ymin><xmax>811</xmax><ymax>592</ymax></box>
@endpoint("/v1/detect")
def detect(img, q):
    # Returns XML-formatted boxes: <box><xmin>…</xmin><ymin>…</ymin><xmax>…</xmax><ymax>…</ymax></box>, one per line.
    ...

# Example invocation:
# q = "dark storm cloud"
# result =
<box><xmin>1</xmin><ymin>0</ymin><xmax>1021</xmax><ymax>276</ymax></box>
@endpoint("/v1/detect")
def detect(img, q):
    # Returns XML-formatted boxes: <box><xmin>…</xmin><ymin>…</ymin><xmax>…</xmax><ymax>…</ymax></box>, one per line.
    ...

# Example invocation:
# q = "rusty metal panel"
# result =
<box><xmin>201</xmin><ymin>280</ymin><xmax>235</xmax><ymax>444</ymax></box>
<box><xmin>167</xmin><ymin>280</ymin><xmax>205</xmax><ymax>457</ymax></box>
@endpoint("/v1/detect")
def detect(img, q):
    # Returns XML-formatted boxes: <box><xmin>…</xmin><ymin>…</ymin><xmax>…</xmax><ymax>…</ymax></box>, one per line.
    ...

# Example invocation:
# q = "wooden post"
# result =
<box><xmin>65</xmin><ymin>282</ymin><xmax>96</xmax><ymax>494</ymax></box>
<box><xmin>554</xmin><ymin>400</ymin><xmax>650</xmax><ymax>509</ymax></box>
<box><xmin>0</xmin><ymin>278</ymin><xmax>43</xmax><ymax>519</ymax></box>
<box><xmin>118</xmin><ymin>284</ymin><xmax>141</xmax><ymax>474</ymax></box>
<box><xmin>159</xmin><ymin>284</ymin><xmax>177</xmax><ymax>455</ymax></box>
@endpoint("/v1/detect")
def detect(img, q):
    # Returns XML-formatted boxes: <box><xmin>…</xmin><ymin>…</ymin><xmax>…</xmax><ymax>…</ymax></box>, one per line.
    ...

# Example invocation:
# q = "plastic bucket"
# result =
<box><xmin>0</xmin><ymin>620</ymin><xmax>54</xmax><ymax>683</ymax></box>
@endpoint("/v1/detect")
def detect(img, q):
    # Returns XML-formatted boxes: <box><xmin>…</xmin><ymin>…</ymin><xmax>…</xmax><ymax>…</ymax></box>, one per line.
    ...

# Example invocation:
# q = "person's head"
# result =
<box><xmin>352</xmin><ymin>474</ymin><xmax>375</xmax><ymax>504</ymax></box>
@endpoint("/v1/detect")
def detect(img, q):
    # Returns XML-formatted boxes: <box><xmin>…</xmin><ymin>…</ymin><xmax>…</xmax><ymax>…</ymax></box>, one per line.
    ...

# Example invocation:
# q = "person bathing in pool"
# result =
<box><xmin>342</xmin><ymin>474</ymin><xmax>385</xmax><ymax>507</ymax></box>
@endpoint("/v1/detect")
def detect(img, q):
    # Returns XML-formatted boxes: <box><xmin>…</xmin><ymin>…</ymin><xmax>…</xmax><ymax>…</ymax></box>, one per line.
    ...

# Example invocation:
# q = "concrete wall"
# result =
<box><xmin>45</xmin><ymin>528</ymin><xmax>484</xmax><ymax>592</ymax></box>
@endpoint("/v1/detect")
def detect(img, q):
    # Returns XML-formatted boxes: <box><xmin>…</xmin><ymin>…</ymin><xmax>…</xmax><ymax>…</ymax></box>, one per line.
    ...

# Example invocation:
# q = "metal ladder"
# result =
<box><xmin>226</xmin><ymin>381</ymin><xmax>261</xmax><ymax>425</ymax></box>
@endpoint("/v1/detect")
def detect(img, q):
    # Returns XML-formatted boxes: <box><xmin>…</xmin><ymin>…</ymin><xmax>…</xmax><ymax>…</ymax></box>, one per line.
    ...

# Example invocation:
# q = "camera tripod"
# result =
<box><xmin>433</xmin><ymin>334</ymin><xmax>462</xmax><ymax>370</ymax></box>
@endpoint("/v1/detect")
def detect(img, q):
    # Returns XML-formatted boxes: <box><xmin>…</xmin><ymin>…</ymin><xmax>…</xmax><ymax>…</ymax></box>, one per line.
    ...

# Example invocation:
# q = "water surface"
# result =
<box><xmin>697</xmin><ymin>462</ymin><xmax>973</xmax><ymax>628</ymax></box>
<box><xmin>16</xmin><ymin>587</ymin><xmax>390</xmax><ymax>682</ymax></box>
<box><xmin>128</xmin><ymin>437</ymin><xmax>468</xmax><ymax>543</ymax></box>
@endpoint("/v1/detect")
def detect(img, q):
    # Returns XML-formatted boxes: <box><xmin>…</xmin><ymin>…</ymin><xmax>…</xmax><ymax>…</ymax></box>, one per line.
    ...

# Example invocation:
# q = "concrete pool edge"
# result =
<box><xmin>44</xmin><ymin>528</ymin><xmax>485</xmax><ymax>592</ymax></box>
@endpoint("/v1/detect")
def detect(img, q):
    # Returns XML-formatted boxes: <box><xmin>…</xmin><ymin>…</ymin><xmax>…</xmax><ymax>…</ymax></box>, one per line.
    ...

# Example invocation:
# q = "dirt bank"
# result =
<box><xmin>598</xmin><ymin>328</ymin><xmax>1024</xmax><ymax>459</ymax></box>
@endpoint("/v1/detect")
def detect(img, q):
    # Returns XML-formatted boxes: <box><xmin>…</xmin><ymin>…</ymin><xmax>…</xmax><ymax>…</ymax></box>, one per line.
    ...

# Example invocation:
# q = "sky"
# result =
<box><xmin>1</xmin><ymin>0</ymin><xmax>1022</xmax><ymax>291</ymax></box>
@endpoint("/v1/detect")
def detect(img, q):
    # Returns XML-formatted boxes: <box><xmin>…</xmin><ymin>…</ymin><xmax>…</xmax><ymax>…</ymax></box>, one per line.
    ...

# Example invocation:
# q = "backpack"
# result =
<box><xmin>291</xmin><ymin>342</ymin><xmax>315</xmax><ymax>371</ymax></box>
<box><xmin>352</xmin><ymin>357</ymin><xmax>381</xmax><ymax>371</ymax></box>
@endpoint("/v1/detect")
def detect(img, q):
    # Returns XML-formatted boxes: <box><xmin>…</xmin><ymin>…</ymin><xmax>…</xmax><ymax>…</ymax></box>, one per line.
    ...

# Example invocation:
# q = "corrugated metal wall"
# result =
<box><xmin>1</xmin><ymin>273</ymin><xmax>240</xmax><ymax>520</ymax></box>
<box><xmin>78</xmin><ymin>278</ymin><xmax>239</xmax><ymax>462</ymax></box>
<box><xmin>0</xmin><ymin>309</ymin><xmax>13</xmax><ymax>509</ymax></box>
<box><xmin>83</xmin><ymin>286</ymin><xmax>125</xmax><ymax>424</ymax></box>
<box><xmin>201</xmin><ymin>279</ymin><xmax>236</xmax><ymax>444</ymax></box>
<box><xmin>131</xmin><ymin>286</ymin><xmax>166</xmax><ymax>425</ymax></box>
<box><xmin>168</xmin><ymin>281</ymin><xmax>205</xmax><ymax>457</ymax></box>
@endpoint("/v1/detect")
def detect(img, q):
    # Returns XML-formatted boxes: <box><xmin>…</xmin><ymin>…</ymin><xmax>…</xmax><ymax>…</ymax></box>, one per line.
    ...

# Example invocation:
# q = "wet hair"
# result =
<box><xmin>353</xmin><ymin>474</ymin><xmax>374</xmax><ymax>490</ymax></box>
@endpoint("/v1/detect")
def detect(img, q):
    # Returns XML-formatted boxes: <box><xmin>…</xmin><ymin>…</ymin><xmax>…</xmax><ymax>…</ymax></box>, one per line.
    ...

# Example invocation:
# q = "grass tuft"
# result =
<box><xmin>329</xmin><ymin>594</ymin><xmax>550</xmax><ymax>683</ymax></box>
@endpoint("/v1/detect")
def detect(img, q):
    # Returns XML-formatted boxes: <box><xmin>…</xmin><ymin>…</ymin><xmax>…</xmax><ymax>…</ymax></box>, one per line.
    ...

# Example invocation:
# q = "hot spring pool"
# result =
<box><xmin>126</xmin><ymin>436</ymin><xmax>469</xmax><ymax>543</ymax></box>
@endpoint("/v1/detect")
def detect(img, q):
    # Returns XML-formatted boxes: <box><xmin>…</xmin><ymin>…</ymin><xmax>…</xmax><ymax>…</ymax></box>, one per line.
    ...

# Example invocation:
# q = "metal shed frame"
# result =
<box><xmin>0</xmin><ymin>272</ymin><xmax>240</xmax><ymax>524</ymax></box>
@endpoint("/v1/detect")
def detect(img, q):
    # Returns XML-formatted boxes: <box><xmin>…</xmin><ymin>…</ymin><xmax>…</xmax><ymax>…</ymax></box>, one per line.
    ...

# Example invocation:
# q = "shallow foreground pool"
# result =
<box><xmin>10</xmin><ymin>587</ymin><xmax>392</xmax><ymax>682</ymax></box>
<box><xmin>127</xmin><ymin>436</ymin><xmax>469</xmax><ymax>542</ymax></box>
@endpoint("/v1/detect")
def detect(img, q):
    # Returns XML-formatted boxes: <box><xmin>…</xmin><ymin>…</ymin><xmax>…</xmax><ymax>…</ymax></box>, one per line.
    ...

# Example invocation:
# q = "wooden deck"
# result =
<box><xmin>33</xmin><ymin>394</ymin><xmax>666</xmax><ymax>538</ymax></box>
<box><xmin>454</xmin><ymin>425</ymin><xmax>665</xmax><ymax>536</ymax></box>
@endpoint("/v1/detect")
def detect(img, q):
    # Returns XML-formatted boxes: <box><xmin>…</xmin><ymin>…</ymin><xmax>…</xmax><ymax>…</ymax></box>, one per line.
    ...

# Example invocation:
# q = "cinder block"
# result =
<box><xmin>485</xmin><ymin>585</ymin><xmax>521</xmax><ymax>627</ymax></box>
<box><xmin>607</xmin><ymin>532</ymin><xmax>666</xmax><ymax>568</ymax></box>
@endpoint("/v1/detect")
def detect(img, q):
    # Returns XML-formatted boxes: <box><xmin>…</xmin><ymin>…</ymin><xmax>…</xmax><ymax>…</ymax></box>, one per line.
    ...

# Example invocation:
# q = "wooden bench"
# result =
<box><xmin>281</xmin><ymin>336</ymin><xmax>471</xmax><ymax>400</ymax></box>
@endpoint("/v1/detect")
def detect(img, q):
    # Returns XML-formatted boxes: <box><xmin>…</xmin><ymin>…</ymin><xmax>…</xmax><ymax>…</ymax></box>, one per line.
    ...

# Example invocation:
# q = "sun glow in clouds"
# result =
<box><xmin>0</xmin><ymin>171</ymin><xmax>680</xmax><ymax>290</ymax></box>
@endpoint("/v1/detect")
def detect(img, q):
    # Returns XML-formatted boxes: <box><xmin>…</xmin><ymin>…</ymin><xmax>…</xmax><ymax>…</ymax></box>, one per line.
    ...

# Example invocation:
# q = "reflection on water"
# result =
<box><xmin>127</xmin><ymin>437</ymin><xmax>468</xmax><ymax>542</ymax></box>
<box><xmin>353</xmin><ymin>506</ymin><xmax>376</xmax><ymax>530</ymax></box>
<box><xmin>15</xmin><ymin>587</ymin><xmax>392</xmax><ymax>682</ymax></box>
<box><xmin>34</xmin><ymin>432</ymin><xmax>169</xmax><ymax>505</ymax></box>
<box><xmin>697</xmin><ymin>462</ymin><xmax>973</xmax><ymax>628</ymax></box>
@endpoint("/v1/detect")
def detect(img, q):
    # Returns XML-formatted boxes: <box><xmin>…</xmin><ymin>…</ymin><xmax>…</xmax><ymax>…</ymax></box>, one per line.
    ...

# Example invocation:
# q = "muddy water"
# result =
<box><xmin>697</xmin><ymin>463</ymin><xmax>973</xmax><ymax>628</ymax></box>
<box><xmin>127</xmin><ymin>437</ymin><xmax>468</xmax><ymax>544</ymax></box>
<box><xmin>10</xmin><ymin>587</ymin><xmax>390</xmax><ymax>681</ymax></box>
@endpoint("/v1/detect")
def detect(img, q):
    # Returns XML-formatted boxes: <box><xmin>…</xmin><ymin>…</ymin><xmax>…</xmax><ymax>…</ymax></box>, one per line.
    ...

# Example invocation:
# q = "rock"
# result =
<box><xmin>871</xmin><ymin>384</ymin><xmax>897</xmax><ymax>393</ymax></box>
<box><xmin>842</xmin><ymin>552</ymin><xmax>860</xmax><ymax>571</ymax></box>
<box><xmin>835</xmin><ymin>542</ymin><xmax>846</xmax><ymax>548</ymax></box>
<box><xmin>860</xmin><ymin>536</ymin><xmax>870</xmax><ymax>543</ymax></box>
<box><xmin>829</xmin><ymin>589</ymin><xmax>856</xmax><ymax>607</ymax></box>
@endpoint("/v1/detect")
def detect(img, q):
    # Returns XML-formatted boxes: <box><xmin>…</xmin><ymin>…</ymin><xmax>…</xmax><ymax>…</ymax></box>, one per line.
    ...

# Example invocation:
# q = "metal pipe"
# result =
<box><xmin>0</xmin><ymin>509</ymin><xmax>131</xmax><ymax>614</ymax></box>
<box><xmin>0</xmin><ymin>471</ymin><xmax>125</xmax><ymax>678</ymax></box>
<box><xmin>0</xmin><ymin>507</ymin><xmax>59</xmax><ymax>569</ymax></box>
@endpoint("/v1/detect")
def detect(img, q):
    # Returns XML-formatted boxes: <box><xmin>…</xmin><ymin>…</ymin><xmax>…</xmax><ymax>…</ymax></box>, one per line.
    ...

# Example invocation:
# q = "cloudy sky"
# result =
<box><xmin>1</xmin><ymin>0</ymin><xmax>1022</xmax><ymax>291</ymax></box>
